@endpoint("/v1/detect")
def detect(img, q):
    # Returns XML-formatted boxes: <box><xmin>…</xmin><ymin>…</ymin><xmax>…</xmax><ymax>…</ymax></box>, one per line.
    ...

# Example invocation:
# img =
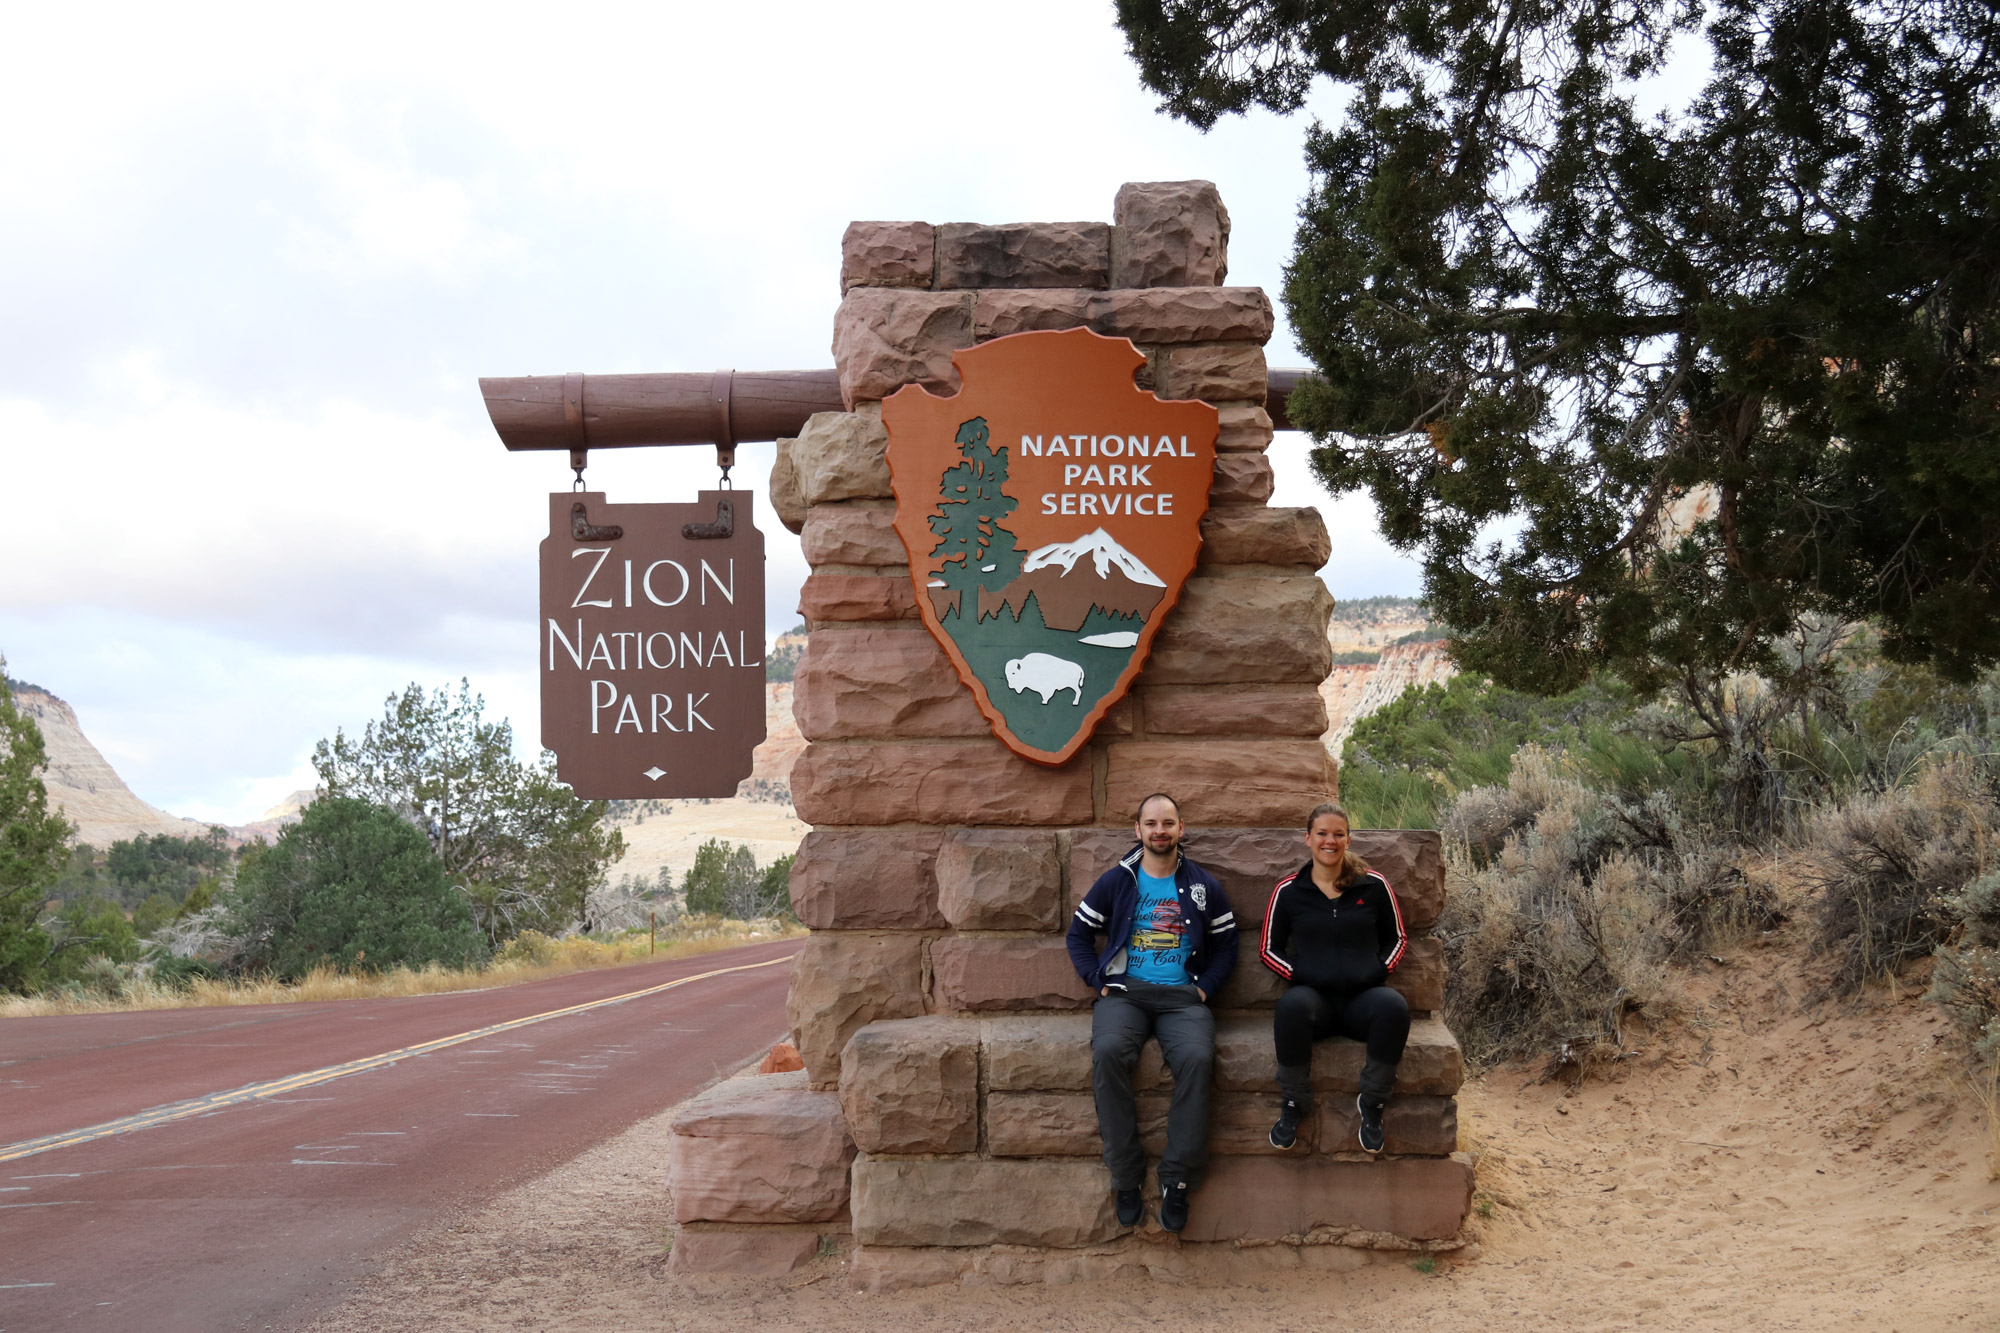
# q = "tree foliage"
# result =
<box><xmin>223</xmin><ymin>796</ymin><xmax>489</xmax><ymax>979</ymax></box>
<box><xmin>0</xmin><ymin>666</ymin><xmax>73</xmax><ymax>992</ymax></box>
<box><xmin>682</xmin><ymin>840</ymin><xmax>793</xmax><ymax>919</ymax></box>
<box><xmin>313</xmin><ymin>681</ymin><xmax>623</xmax><ymax>943</ymax></box>
<box><xmin>1119</xmin><ymin>0</ymin><xmax>2000</xmax><ymax>692</ymax></box>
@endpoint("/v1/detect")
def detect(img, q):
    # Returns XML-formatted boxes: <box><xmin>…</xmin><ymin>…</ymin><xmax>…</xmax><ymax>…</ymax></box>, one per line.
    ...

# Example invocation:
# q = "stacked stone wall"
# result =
<box><xmin>668</xmin><ymin>183</ymin><xmax>1471</xmax><ymax>1285</ymax></box>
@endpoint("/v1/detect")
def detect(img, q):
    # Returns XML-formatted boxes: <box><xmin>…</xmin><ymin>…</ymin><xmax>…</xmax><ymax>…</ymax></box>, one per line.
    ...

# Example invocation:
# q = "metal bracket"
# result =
<box><xmin>571</xmin><ymin>501</ymin><xmax>623</xmax><ymax>541</ymax></box>
<box><xmin>710</xmin><ymin>369</ymin><xmax>736</xmax><ymax>480</ymax></box>
<box><xmin>682</xmin><ymin>497</ymin><xmax>734</xmax><ymax>540</ymax></box>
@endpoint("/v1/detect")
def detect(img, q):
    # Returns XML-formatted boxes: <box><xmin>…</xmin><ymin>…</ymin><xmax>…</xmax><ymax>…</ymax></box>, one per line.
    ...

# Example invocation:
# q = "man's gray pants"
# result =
<box><xmin>1090</xmin><ymin>981</ymin><xmax>1215</xmax><ymax>1191</ymax></box>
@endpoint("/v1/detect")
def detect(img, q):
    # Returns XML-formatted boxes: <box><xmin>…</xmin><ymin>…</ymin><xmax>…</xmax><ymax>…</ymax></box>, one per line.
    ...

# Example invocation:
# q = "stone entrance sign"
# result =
<box><xmin>538</xmin><ymin>490</ymin><xmax>765</xmax><ymax>798</ymax></box>
<box><xmin>884</xmin><ymin>328</ymin><xmax>1217</xmax><ymax>765</ymax></box>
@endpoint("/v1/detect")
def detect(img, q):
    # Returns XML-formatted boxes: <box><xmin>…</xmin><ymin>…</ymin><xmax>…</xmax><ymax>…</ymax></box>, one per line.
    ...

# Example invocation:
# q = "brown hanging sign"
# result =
<box><xmin>539</xmin><ymin>490</ymin><xmax>766</xmax><ymax>798</ymax></box>
<box><xmin>884</xmin><ymin>328</ymin><xmax>1218</xmax><ymax>765</ymax></box>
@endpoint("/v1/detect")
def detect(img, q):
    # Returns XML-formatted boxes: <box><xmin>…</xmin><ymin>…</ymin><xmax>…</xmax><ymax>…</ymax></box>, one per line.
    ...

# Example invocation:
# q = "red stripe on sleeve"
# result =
<box><xmin>1258</xmin><ymin>876</ymin><xmax>1293</xmax><ymax>978</ymax></box>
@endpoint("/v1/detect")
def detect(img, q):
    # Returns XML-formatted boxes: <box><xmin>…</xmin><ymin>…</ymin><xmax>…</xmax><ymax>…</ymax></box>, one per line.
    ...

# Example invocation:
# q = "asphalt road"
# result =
<box><xmin>0</xmin><ymin>938</ymin><xmax>800</xmax><ymax>1332</ymax></box>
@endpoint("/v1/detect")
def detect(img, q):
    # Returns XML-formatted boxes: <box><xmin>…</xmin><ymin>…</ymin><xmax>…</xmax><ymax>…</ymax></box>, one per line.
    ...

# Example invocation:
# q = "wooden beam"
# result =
<box><xmin>480</xmin><ymin>368</ymin><xmax>1309</xmax><ymax>449</ymax></box>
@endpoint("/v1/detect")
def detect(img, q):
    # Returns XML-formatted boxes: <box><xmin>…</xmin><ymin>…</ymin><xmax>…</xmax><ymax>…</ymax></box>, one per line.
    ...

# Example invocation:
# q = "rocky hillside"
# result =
<box><xmin>10</xmin><ymin>685</ymin><xmax>217</xmax><ymax>849</ymax></box>
<box><xmin>1318</xmin><ymin>598</ymin><xmax>1455</xmax><ymax>753</ymax></box>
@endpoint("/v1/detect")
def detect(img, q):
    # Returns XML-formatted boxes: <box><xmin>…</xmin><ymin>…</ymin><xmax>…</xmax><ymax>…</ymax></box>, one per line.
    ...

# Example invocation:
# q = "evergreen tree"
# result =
<box><xmin>1118</xmin><ymin>1</ymin><xmax>2000</xmax><ymax>693</ymax></box>
<box><xmin>0</xmin><ymin>665</ymin><xmax>73</xmax><ymax>993</ymax></box>
<box><xmin>223</xmin><ymin>796</ymin><xmax>489</xmax><ymax>979</ymax></box>
<box><xmin>927</xmin><ymin>417</ymin><xmax>1025</xmax><ymax>610</ymax></box>
<box><xmin>315</xmin><ymin>681</ymin><xmax>623</xmax><ymax>943</ymax></box>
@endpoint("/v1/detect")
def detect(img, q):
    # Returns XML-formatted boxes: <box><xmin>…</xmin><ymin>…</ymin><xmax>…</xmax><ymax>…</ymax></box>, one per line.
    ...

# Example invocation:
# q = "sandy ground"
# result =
<box><xmin>303</xmin><ymin>937</ymin><xmax>2000</xmax><ymax>1333</ymax></box>
<box><xmin>608</xmin><ymin>798</ymin><xmax>808</xmax><ymax>890</ymax></box>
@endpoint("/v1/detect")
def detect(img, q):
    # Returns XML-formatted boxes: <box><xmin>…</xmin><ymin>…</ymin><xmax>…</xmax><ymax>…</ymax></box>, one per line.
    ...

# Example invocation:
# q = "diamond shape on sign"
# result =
<box><xmin>642</xmin><ymin>767</ymin><xmax>666</xmax><ymax>781</ymax></box>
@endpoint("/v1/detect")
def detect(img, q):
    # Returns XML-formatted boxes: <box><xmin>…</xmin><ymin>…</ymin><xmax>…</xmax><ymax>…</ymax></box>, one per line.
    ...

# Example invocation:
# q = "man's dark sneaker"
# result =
<box><xmin>1269</xmin><ymin>1097</ymin><xmax>1308</xmax><ymax>1150</ymax></box>
<box><xmin>1357</xmin><ymin>1094</ymin><xmax>1386</xmax><ymax>1153</ymax></box>
<box><xmin>1115</xmin><ymin>1187</ymin><xmax>1143</xmax><ymax>1228</ymax></box>
<box><xmin>1159</xmin><ymin>1180</ymin><xmax>1190</xmax><ymax>1233</ymax></box>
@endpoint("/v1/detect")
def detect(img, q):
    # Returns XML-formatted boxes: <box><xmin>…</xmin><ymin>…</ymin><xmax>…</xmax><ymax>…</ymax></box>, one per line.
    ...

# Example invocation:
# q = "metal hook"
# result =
<box><xmin>570</xmin><ymin>448</ymin><xmax>588</xmax><ymax>493</ymax></box>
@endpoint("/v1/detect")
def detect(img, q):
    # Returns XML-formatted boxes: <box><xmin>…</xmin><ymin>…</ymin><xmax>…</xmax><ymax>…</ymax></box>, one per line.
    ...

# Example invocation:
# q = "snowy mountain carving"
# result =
<box><xmin>978</xmin><ymin>528</ymin><xmax>1170</xmax><ymax>631</ymax></box>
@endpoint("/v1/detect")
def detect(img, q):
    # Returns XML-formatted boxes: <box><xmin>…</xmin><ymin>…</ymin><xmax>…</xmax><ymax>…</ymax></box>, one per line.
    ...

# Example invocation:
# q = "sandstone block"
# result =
<box><xmin>839</xmin><ymin>1016</ymin><xmax>980</xmax><ymax>1155</ymax></box>
<box><xmin>792</xmin><ymin>408</ymin><xmax>892</xmax><ymax>505</ymax></box>
<box><xmin>1069</xmin><ymin>826</ymin><xmax>1299</xmax><ymax>932</ymax></box>
<box><xmin>785</xmin><ymin>932</ymin><xmax>928</xmax><ymax>1085</ymax></box>
<box><xmin>970</xmin><ymin>288</ymin><xmax>1089</xmax><ymax>340</ymax></box>
<box><xmin>1141</xmin><ymin>687</ymin><xmax>1327</xmax><ymax>737</ymax></box>
<box><xmin>1112</xmin><ymin>180</ymin><xmax>1230</xmax><ymax>287</ymax></box>
<box><xmin>1212</xmin><ymin>453</ymin><xmax>1275</xmax><ymax>505</ymax></box>
<box><xmin>1215</xmin><ymin>402</ymin><xmax>1274</xmax><ymax>452</ymax></box>
<box><xmin>851</xmin><ymin>1159</ymin><xmax>1118</xmax><ymax>1247</ymax></box>
<box><xmin>788</xmin><ymin>829</ymin><xmax>945</xmax><ymax>931</ymax></box>
<box><xmin>841</xmin><ymin>220</ymin><xmax>935</xmax><ymax>291</ymax></box>
<box><xmin>833</xmin><ymin>288</ymin><xmax>975</xmax><ymax>407</ymax></box>
<box><xmin>759</xmin><ymin>1041</ymin><xmax>805</xmax><ymax>1074</ymax></box>
<box><xmin>798</xmin><ymin>573</ymin><xmax>918</xmax><ymax>622</ymax></box>
<box><xmin>983</xmin><ymin>1012</ymin><xmax>1095</xmax><ymax>1090</ymax></box>
<box><xmin>1386</xmin><ymin>935</ymin><xmax>1446</xmax><ymax>1012</ymax></box>
<box><xmin>667</xmin><ymin>1225</ymin><xmax>821</xmax><ymax>1275</ymax></box>
<box><xmin>1179</xmin><ymin>1155</ymin><xmax>1472</xmax><ymax>1242</ymax></box>
<box><xmin>1350</xmin><ymin>830</ymin><xmax>1445</xmax><ymax>930</ymax></box>
<box><xmin>769</xmin><ymin>439</ymin><xmax>807</xmax><ymax>533</ymax></box>
<box><xmin>791</xmin><ymin>742</ymin><xmax>1092</xmax><ymax>826</ymax></box>
<box><xmin>1104</xmin><ymin>740</ymin><xmax>1335</xmax><ymax>829</ymax></box>
<box><xmin>936</xmin><ymin>221</ymin><xmax>1110</xmax><ymax>289</ymax></box>
<box><xmin>1213</xmin><ymin>961</ymin><xmax>1287</xmax><ymax>1009</ymax></box>
<box><xmin>1199</xmin><ymin>506</ymin><xmax>1331</xmax><ymax>568</ymax></box>
<box><xmin>802</xmin><ymin>501</ymin><xmax>905</xmax><ymax>568</ymax></box>
<box><xmin>1148</xmin><ymin>577</ymin><xmax>1334</xmax><ymax>684</ymax></box>
<box><xmin>1213</xmin><ymin>1014</ymin><xmax>1464</xmax><ymax>1096</ymax></box>
<box><xmin>849</xmin><ymin>1245</ymin><xmax>974</xmax><ymax>1292</ymax></box>
<box><xmin>1320</xmin><ymin>1094</ymin><xmax>1458</xmax><ymax>1156</ymax></box>
<box><xmin>1082</xmin><ymin>287</ymin><xmax>1274</xmax><ymax>344</ymax></box>
<box><xmin>987</xmin><ymin>1089</ymin><xmax>1304</xmax><ymax>1157</ymax></box>
<box><xmin>792</xmin><ymin>625</ymin><xmax>985</xmax><ymax>740</ymax></box>
<box><xmin>1164</xmin><ymin>342</ymin><xmax>1266</xmax><ymax>402</ymax></box>
<box><xmin>981</xmin><ymin>1012</ymin><xmax>1170</xmax><ymax>1092</ymax></box>
<box><xmin>936</xmin><ymin>829</ymin><xmax>1062</xmax><ymax>931</ymax></box>
<box><xmin>931</xmin><ymin>936</ymin><xmax>1092</xmax><ymax>1011</ymax></box>
<box><xmin>669</xmin><ymin>1072</ymin><xmax>854</xmax><ymax>1223</ymax></box>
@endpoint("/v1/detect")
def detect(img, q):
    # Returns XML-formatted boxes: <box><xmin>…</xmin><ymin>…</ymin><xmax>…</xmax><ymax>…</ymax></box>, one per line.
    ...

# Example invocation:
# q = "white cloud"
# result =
<box><xmin>0</xmin><ymin>0</ymin><xmax>1422</xmax><ymax>823</ymax></box>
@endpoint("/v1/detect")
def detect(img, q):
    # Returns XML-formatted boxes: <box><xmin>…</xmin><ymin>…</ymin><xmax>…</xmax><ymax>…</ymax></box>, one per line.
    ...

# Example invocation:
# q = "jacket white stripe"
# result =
<box><xmin>1377</xmin><ymin>872</ymin><xmax>1408</xmax><ymax>972</ymax></box>
<box><xmin>1258</xmin><ymin>875</ymin><xmax>1295</xmax><ymax>978</ymax></box>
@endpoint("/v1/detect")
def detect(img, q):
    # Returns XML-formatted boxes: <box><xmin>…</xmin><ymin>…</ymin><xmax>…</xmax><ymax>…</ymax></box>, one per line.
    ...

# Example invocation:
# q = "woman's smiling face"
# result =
<box><xmin>1306</xmin><ymin>812</ymin><xmax>1351</xmax><ymax>869</ymax></box>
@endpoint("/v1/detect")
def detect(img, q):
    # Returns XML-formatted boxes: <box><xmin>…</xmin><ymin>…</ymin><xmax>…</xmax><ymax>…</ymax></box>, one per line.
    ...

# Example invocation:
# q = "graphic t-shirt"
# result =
<box><xmin>1124</xmin><ymin>870</ymin><xmax>1190</xmax><ymax>984</ymax></box>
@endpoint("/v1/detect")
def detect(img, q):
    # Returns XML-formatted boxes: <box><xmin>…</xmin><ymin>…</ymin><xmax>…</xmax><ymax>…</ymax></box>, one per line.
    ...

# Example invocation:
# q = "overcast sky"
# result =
<box><xmin>0</xmin><ymin>0</ymin><xmax>1429</xmax><ymax>826</ymax></box>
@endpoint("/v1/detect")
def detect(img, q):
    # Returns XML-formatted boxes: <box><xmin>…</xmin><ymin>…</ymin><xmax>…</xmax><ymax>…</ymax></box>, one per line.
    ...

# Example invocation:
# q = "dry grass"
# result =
<box><xmin>0</xmin><ymin>918</ymin><xmax>802</xmax><ymax>1019</ymax></box>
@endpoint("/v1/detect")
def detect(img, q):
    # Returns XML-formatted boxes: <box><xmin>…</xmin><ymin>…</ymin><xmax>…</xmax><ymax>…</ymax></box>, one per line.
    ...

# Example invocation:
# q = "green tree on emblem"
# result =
<box><xmin>928</xmin><ymin>417</ymin><xmax>1025</xmax><ymax>616</ymax></box>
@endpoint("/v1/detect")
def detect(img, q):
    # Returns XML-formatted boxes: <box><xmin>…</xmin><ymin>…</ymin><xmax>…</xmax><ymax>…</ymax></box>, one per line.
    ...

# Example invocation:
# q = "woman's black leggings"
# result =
<box><xmin>1273</xmin><ymin>983</ymin><xmax>1410</xmax><ymax>1069</ymax></box>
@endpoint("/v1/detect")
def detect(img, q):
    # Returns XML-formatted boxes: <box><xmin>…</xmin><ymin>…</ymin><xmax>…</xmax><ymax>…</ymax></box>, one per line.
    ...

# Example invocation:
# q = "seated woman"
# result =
<box><xmin>1258</xmin><ymin>801</ymin><xmax>1410</xmax><ymax>1152</ymax></box>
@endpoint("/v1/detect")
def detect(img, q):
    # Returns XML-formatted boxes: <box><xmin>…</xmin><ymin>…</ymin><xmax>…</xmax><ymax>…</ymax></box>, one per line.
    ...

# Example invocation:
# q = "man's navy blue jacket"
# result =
<box><xmin>1065</xmin><ymin>843</ymin><xmax>1239</xmax><ymax>997</ymax></box>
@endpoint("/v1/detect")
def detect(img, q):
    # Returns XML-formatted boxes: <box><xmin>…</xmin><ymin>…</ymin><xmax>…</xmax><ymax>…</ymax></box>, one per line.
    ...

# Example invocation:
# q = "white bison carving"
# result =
<box><xmin>1004</xmin><ymin>653</ymin><xmax>1085</xmax><ymax>705</ymax></box>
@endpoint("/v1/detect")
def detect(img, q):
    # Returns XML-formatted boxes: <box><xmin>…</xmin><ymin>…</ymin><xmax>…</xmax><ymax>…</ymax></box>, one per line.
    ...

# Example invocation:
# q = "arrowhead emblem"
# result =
<box><xmin>642</xmin><ymin>767</ymin><xmax>667</xmax><ymax>781</ymax></box>
<box><xmin>884</xmin><ymin>329</ymin><xmax>1217</xmax><ymax>765</ymax></box>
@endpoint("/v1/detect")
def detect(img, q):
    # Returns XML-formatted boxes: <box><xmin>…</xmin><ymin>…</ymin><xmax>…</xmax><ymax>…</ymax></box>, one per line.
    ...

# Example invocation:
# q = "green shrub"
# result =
<box><xmin>223</xmin><ymin>796</ymin><xmax>490</xmax><ymax>980</ymax></box>
<box><xmin>1807</xmin><ymin>759</ymin><xmax>1998</xmax><ymax>993</ymax></box>
<box><xmin>1930</xmin><ymin>870</ymin><xmax>2000</xmax><ymax>1065</ymax></box>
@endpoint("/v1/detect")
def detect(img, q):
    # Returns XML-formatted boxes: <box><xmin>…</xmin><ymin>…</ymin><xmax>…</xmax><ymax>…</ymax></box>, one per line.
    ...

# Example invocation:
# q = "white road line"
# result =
<box><xmin>0</xmin><ymin>954</ymin><xmax>791</xmax><ymax>1165</ymax></box>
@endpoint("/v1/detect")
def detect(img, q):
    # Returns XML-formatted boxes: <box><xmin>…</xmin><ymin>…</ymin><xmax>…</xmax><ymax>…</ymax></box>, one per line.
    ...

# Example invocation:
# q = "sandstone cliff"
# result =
<box><xmin>11</xmin><ymin>686</ymin><xmax>215</xmax><ymax>849</ymax></box>
<box><xmin>1317</xmin><ymin>602</ymin><xmax>1456</xmax><ymax>757</ymax></box>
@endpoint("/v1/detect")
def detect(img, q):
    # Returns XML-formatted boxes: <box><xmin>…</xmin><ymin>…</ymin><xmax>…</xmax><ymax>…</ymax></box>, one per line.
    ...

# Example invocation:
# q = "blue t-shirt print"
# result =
<box><xmin>1124</xmin><ymin>870</ymin><xmax>1191</xmax><ymax>984</ymax></box>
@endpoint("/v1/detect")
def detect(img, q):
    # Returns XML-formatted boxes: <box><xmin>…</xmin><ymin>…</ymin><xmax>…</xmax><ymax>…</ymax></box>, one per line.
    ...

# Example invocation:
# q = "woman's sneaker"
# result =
<box><xmin>1357</xmin><ymin>1094</ymin><xmax>1386</xmax><ymax>1153</ymax></box>
<box><xmin>1268</xmin><ymin>1097</ymin><xmax>1308</xmax><ymax>1150</ymax></box>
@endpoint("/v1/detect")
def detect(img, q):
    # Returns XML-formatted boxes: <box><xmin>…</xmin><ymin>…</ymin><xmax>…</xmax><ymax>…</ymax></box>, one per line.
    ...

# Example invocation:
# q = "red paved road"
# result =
<box><xmin>0</xmin><ymin>938</ymin><xmax>799</xmax><ymax>1332</ymax></box>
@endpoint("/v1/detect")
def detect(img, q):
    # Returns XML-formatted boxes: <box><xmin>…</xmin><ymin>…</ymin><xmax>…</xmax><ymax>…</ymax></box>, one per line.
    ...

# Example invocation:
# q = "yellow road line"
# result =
<box><xmin>0</xmin><ymin>954</ymin><xmax>793</xmax><ymax>1165</ymax></box>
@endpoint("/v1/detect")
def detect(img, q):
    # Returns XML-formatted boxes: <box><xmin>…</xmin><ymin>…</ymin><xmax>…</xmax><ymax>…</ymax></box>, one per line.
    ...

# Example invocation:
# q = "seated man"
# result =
<box><xmin>1065</xmin><ymin>792</ymin><xmax>1238</xmax><ymax>1233</ymax></box>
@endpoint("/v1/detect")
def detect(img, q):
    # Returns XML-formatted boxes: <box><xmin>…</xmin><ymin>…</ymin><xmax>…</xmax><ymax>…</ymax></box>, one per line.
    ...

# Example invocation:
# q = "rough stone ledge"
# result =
<box><xmin>848</xmin><ymin>1226</ymin><xmax>1477</xmax><ymax>1292</ymax></box>
<box><xmin>667</xmin><ymin>1223</ymin><xmax>834</xmax><ymax>1276</ymax></box>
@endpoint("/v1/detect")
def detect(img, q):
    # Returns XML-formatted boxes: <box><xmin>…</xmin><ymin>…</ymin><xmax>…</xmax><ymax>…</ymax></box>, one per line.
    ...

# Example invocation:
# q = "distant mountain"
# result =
<box><xmin>979</xmin><ymin>529</ymin><xmax>1168</xmax><ymax>631</ymax></box>
<box><xmin>10</xmin><ymin>686</ymin><xmax>220</xmax><ymax>849</ymax></box>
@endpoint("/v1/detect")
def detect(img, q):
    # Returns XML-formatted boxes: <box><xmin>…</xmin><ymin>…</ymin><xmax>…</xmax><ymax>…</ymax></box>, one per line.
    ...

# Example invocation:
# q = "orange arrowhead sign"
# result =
<box><xmin>884</xmin><ymin>328</ymin><xmax>1218</xmax><ymax>765</ymax></box>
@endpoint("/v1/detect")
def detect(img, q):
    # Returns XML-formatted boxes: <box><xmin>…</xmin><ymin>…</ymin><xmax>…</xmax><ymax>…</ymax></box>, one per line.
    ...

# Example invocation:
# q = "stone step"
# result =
<box><xmin>984</xmin><ymin>1089</ymin><xmax>1457</xmax><ymax>1158</ymax></box>
<box><xmin>849</xmin><ymin>1153</ymin><xmax>1472</xmax><ymax>1249</ymax></box>
<box><xmin>981</xmin><ymin>1012</ymin><xmax>1463</xmax><ymax>1097</ymax></box>
<box><xmin>668</xmin><ymin>1071</ymin><xmax>856</xmax><ymax>1225</ymax></box>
